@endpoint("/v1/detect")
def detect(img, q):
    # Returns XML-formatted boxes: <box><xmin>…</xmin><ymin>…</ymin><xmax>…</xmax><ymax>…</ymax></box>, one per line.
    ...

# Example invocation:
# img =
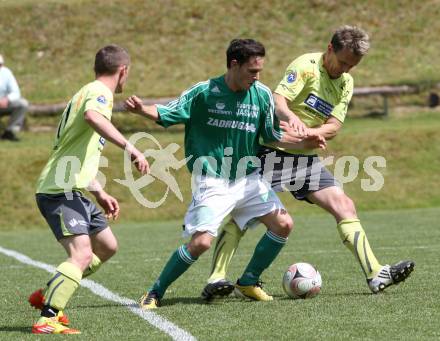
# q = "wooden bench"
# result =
<box><xmin>27</xmin><ymin>84</ymin><xmax>437</xmax><ymax>117</ymax></box>
<box><xmin>353</xmin><ymin>85</ymin><xmax>419</xmax><ymax>116</ymax></box>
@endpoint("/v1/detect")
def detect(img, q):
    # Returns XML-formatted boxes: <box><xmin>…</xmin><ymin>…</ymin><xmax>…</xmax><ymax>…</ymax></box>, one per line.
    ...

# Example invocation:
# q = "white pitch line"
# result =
<box><xmin>0</xmin><ymin>246</ymin><xmax>196</xmax><ymax>341</ymax></box>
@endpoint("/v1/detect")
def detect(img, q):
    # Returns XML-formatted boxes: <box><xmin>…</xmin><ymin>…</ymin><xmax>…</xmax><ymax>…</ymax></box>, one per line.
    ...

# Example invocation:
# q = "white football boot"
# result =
<box><xmin>368</xmin><ymin>260</ymin><xmax>415</xmax><ymax>293</ymax></box>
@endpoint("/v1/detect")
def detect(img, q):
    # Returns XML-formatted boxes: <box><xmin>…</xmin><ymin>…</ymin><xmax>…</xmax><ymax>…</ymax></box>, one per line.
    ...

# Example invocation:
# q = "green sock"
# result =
<box><xmin>239</xmin><ymin>231</ymin><xmax>287</xmax><ymax>286</ymax></box>
<box><xmin>44</xmin><ymin>262</ymin><xmax>82</xmax><ymax>310</ymax></box>
<box><xmin>82</xmin><ymin>254</ymin><xmax>102</xmax><ymax>278</ymax></box>
<box><xmin>150</xmin><ymin>245</ymin><xmax>197</xmax><ymax>298</ymax></box>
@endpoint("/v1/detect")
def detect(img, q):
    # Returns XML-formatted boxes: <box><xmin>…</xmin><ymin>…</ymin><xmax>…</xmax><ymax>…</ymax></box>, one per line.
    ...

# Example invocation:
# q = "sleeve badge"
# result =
<box><xmin>97</xmin><ymin>95</ymin><xmax>107</xmax><ymax>104</ymax></box>
<box><xmin>286</xmin><ymin>71</ymin><xmax>297</xmax><ymax>83</ymax></box>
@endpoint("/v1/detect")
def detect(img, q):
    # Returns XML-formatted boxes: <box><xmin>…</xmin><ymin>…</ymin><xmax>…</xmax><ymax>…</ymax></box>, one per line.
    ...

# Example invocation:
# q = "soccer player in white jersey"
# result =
<box><xmin>203</xmin><ymin>26</ymin><xmax>414</xmax><ymax>301</ymax></box>
<box><xmin>29</xmin><ymin>45</ymin><xmax>148</xmax><ymax>334</ymax></box>
<box><xmin>125</xmin><ymin>39</ymin><xmax>325</xmax><ymax>308</ymax></box>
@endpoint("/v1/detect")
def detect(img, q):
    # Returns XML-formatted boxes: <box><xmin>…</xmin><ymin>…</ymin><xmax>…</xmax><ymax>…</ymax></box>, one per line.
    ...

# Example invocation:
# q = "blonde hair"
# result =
<box><xmin>331</xmin><ymin>25</ymin><xmax>370</xmax><ymax>56</ymax></box>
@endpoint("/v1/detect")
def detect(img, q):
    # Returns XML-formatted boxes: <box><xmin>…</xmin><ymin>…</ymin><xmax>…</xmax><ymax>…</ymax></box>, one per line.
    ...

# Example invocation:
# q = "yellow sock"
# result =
<box><xmin>82</xmin><ymin>254</ymin><xmax>102</xmax><ymax>278</ymax></box>
<box><xmin>44</xmin><ymin>262</ymin><xmax>82</xmax><ymax>310</ymax></box>
<box><xmin>337</xmin><ymin>219</ymin><xmax>382</xmax><ymax>279</ymax></box>
<box><xmin>208</xmin><ymin>220</ymin><xmax>245</xmax><ymax>283</ymax></box>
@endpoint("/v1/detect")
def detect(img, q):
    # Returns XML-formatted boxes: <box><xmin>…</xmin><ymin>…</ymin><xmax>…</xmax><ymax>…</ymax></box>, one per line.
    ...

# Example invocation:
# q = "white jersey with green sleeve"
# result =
<box><xmin>271</xmin><ymin>52</ymin><xmax>353</xmax><ymax>154</ymax></box>
<box><xmin>156</xmin><ymin>75</ymin><xmax>282</xmax><ymax>180</ymax></box>
<box><xmin>36</xmin><ymin>80</ymin><xmax>114</xmax><ymax>194</ymax></box>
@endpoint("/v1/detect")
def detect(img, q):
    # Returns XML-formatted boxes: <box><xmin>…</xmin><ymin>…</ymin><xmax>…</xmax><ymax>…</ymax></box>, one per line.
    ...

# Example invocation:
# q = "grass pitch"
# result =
<box><xmin>0</xmin><ymin>207</ymin><xmax>438</xmax><ymax>340</ymax></box>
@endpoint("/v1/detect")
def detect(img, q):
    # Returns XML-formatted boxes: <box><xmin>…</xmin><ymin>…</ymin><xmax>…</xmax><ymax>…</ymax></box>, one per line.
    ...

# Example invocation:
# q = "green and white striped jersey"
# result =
<box><xmin>157</xmin><ymin>75</ymin><xmax>282</xmax><ymax>180</ymax></box>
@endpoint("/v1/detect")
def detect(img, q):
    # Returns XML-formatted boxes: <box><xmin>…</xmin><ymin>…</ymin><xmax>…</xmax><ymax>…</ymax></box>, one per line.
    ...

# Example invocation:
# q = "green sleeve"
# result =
<box><xmin>156</xmin><ymin>81</ymin><xmax>208</xmax><ymax>127</ymax></box>
<box><xmin>257</xmin><ymin>84</ymin><xmax>283</xmax><ymax>143</ymax></box>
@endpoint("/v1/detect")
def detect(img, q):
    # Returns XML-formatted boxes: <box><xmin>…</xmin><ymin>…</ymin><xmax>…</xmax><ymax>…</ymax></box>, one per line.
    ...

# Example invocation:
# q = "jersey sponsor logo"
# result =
<box><xmin>207</xmin><ymin>117</ymin><xmax>256</xmax><ymax>133</ymax></box>
<box><xmin>236</xmin><ymin>103</ymin><xmax>259</xmax><ymax>118</ymax></box>
<box><xmin>216</xmin><ymin>101</ymin><xmax>226</xmax><ymax>109</ymax></box>
<box><xmin>286</xmin><ymin>71</ymin><xmax>297</xmax><ymax>83</ymax></box>
<box><xmin>97</xmin><ymin>95</ymin><xmax>107</xmax><ymax>104</ymax></box>
<box><xmin>304</xmin><ymin>93</ymin><xmax>334</xmax><ymax>117</ymax></box>
<box><xmin>208</xmin><ymin>102</ymin><xmax>233</xmax><ymax>115</ymax></box>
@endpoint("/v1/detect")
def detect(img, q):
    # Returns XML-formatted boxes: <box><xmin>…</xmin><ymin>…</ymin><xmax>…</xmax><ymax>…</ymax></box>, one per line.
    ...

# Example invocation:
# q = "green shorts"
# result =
<box><xmin>36</xmin><ymin>191</ymin><xmax>108</xmax><ymax>240</ymax></box>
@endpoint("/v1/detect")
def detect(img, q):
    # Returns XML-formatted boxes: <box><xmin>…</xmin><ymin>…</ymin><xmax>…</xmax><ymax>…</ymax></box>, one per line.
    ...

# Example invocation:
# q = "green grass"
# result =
<box><xmin>0</xmin><ymin>207</ymin><xmax>438</xmax><ymax>340</ymax></box>
<box><xmin>1</xmin><ymin>0</ymin><xmax>440</xmax><ymax>103</ymax></box>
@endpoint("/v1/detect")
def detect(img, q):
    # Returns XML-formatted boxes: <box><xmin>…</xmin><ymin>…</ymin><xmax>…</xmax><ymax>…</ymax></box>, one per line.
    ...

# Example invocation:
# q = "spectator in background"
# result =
<box><xmin>0</xmin><ymin>53</ymin><xmax>28</xmax><ymax>141</ymax></box>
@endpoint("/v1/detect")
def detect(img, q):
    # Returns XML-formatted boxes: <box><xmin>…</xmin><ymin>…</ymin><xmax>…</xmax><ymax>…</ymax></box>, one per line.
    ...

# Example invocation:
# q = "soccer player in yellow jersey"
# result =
<box><xmin>29</xmin><ymin>45</ymin><xmax>148</xmax><ymax>334</ymax></box>
<box><xmin>202</xmin><ymin>26</ymin><xmax>414</xmax><ymax>301</ymax></box>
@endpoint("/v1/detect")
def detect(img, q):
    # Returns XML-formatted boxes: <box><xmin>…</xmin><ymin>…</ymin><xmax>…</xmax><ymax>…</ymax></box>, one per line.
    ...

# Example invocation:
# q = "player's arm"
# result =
<box><xmin>311</xmin><ymin>75</ymin><xmax>352</xmax><ymax>140</ymax></box>
<box><xmin>124</xmin><ymin>95</ymin><xmax>159</xmax><ymax>121</ymax></box>
<box><xmin>87</xmin><ymin>178</ymin><xmax>120</xmax><ymax>220</ymax></box>
<box><xmin>84</xmin><ymin>110</ymin><xmax>149</xmax><ymax>174</ymax></box>
<box><xmin>274</xmin><ymin>121</ymin><xmax>326</xmax><ymax>150</ymax></box>
<box><xmin>307</xmin><ymin>117</ymin><xmax>342</xmax><ymax>140</ymax></box>
<box><xmin>126</xmin><ymin>87</ymin><xmax>194</xmax><ymax>128</ymax></box>
<box><xmin>274</xmin><ymin>93</ymin><xmax>308</xmax><ymax>136</ymax></box>
<box><xmin>259</xmin><ymin>91</ymin><xmax>326</xmax><ymax>150</ymax></box>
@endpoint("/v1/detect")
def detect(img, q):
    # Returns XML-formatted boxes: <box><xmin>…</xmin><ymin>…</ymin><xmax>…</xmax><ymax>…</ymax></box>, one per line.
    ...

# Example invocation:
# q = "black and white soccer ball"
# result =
<box><xmin>282</xmin><ymin>262</ymin><xmax>322</xmax><ymax>299</ymax></box>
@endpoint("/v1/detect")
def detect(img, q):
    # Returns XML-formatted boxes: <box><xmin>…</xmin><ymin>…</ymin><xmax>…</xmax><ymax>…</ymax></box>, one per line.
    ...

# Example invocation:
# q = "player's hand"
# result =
<box><xmin>131</xmin><ymin>148</ymin><xmax>150</xmax><ymax>175</ymax></box>
<box><xmin>96</xmin><ymin>192</ymin><xmax>120</xmax><ymax>220</ymax></box>
<box><xmin>280</xmin><ymin>121</ymin><xmax>305</xmax><ymax>143</ymax></box>
<box><xmin>286</xmin><ymin>113</ymin><xmax>309</xmax><ymax>136</ymax></box>
<box><xmin>124</xmin><ymin>95</ymin><xmax>144</xmax><ymax>115</ymax></box>
<box><xmin>305</xmin><ymin>134</ymin><xmax>327</xmax><ymax>150</ymax></box>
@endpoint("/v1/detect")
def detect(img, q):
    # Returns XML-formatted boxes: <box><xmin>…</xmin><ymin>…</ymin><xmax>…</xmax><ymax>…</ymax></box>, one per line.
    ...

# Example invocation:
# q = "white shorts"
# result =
<box><xmin>183</xmin><ymin>171</ymin><xmax>285</xmax><ymax>237</ymax></box>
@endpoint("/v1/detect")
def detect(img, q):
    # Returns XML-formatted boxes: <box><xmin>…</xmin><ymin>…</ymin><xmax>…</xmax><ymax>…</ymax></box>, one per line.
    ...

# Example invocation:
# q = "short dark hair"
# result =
<box><xmin>94</xmin><ymin>44</ymin><xmax>130</xmax><ymax>75</ymax></box>
<box><xmin>226</xmin><ymin>39</ymin><xmax>265</xmax><ymax>68</ymax></box>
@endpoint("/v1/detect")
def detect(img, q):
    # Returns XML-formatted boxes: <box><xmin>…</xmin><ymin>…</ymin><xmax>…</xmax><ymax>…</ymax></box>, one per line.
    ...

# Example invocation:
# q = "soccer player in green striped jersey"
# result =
<box><xmin>29</xmin><ymin>45</ymin><xmax>148</xmax><ymax>334</ymax></box>
<box><xmin>125</xmin><ymin>39</ymin><xmax>324</xmax><ymax>308</ymax></box>
<box><xmin>205</xmin><ymin>26</ymin><xmax>414</xmax><ymax>299</ymax></box>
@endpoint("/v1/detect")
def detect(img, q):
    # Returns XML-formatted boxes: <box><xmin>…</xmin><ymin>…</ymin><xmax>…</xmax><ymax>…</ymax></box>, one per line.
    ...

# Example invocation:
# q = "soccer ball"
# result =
<box><xmin>282</xmin><ymin>262</ymin><xmax>322</xmax><ymax>299</ymax></box>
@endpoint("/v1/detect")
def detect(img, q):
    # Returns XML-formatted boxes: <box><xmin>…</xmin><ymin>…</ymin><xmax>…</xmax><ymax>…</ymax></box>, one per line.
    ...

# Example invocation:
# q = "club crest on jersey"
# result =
<box><xmin>286</xmin><ymin>71</ymin><xmax>297</xmax><ymax>83</ymax></box>
<box><xmin>97</xmin><ymin>95</ymin><xmax>107</xmax><ymax>104</ymax></box>
<box><xmin>99</xmin><ymin>136</ymin><xmax>106</xmax><ymax>146</ymax></box>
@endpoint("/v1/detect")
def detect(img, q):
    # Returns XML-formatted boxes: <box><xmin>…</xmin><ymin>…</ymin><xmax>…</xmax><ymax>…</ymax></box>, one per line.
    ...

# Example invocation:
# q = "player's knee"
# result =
<box><xmin>74</xmin><ymin>251</ymin><xmax>94</xmax><ymax>271</ymax></box>
<box><xmin>104</xmin><ymin>239</ymin><xmax>119</xmax><ymax>259</ymax></box>
<box><xmin>96</xmin><ymin>240</ymin><xmax>119</xmax><ymax>263</ymax></box>
<box><xmin>188</xmin><ymin>237</ymin><xmax>212</xmax><ymax>257</ymax></box>
<box><xmin>196</xmin><ymin>238</ymin><xmax>212</xmax><ymax>253</ymax></box>
<box><xmin>281</xmin><ymin>215</ymin><xmax>294</xmax><ymax>233</ymax></box>
<box><xmin>274</xmin><ymin>213</ymin><xmax>294</xmax><ymax>237</ymax></box>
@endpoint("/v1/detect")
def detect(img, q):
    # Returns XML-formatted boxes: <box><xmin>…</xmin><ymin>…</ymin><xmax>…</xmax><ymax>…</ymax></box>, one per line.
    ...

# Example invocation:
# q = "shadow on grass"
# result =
<box><xmin>74</xmin><ymin>302</ymin><xmax>122</xmax><ymax>309</ymax></box>
<box><xmin>76</xmin><ymin>298</ymin><xmax>209</xmax><ymax>309</ymax></box>
<box><xmin>272</xmin><ymin>292</ymin><xmax>372</xmax><ymax>300</ymax></box>
<box><xmin>321</xmin><ymin>292</ymin><xmax>374</xmax><ymax>297</ymax></box>
<box><xmin>0</xmin><ymin>325</ymin><xmax>31</xmax><ymax>333</ymax></box>
<box><xmin>161</xmin><ymin>296</ymin><xmax>206</xmax><ymax>307</ymax></box>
